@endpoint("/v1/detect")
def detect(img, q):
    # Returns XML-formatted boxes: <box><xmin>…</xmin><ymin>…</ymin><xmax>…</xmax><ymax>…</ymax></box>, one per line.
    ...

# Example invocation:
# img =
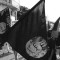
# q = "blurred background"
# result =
<box><xmin>0</xmin><ymin>0</ymin><xmax>60</xmax><ymax>60</ymax></box>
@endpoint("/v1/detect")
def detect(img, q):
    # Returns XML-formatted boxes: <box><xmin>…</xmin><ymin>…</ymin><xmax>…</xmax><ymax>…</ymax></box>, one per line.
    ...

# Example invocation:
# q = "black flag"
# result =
<box><xmin>50</xmin><ymin>17</ymin><xmax>60</xmax><ymax>60</ymax></box>
<box><xmin>51</xmin><ymin>17</ymin><xmax>60</xmax><ymax>46</ymax></box>
<box><xmin>51</xmin><ymin>18</ymin><xmax>60</xmax><ymax>39</ymax></box>
<box><xmin>7</xmin><ymin>0</ymin><xmax>51</xmax><ymax>60</ymax></box>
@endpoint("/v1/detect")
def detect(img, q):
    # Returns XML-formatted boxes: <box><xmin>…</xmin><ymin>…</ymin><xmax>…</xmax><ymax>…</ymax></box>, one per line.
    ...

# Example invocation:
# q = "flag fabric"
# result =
<box><xmin>51</xmin><ymin>17</ymin><xmax>60</xmax><ymax>47</ymax></box>
<box><xmin>51</xmin><ymin>17</ymin><xmax>60</xmax><ymax>40</ymax></box>
<box><xmin>50</xmin><ymin>17</ymin><xmax>60</xmax><ymax>60</ymax></box>
<box><xmin>0</xmin><ymin>8</ymin><xmax>10</xmax><ymax>46</ymax></box>
<box><xmin>7</xmin><ymin>0</ymin><xmax>54</xmax><ymax>60</ymax></box>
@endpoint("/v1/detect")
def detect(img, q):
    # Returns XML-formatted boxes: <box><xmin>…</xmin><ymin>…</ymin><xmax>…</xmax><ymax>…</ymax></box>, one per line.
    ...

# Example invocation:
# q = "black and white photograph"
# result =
<box><xmin>0</xmin><ymin>0</ymin><xmax>60</xmax><ymax>60</ymax></box>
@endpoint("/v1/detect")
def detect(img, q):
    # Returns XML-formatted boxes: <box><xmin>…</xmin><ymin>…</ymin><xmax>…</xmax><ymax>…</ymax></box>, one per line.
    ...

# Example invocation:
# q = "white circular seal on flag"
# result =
<box><xmin>0</xmin><ymin>22</ymin><xmax>6</xmax><ymax>34</ymax></box>
<box><xmin>26</xmin><ymin>36</ymin><xmax>48</xmax><ymax>58</ymax></box>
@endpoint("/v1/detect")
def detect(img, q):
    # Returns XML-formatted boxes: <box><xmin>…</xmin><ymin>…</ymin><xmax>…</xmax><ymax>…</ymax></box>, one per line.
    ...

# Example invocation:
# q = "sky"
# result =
<box><xmin>45</xmin><ymin>0</ymin><xmax>60</xmax><ymax>23</ymax></box>
<box><xmin>20</xmin><ymin>0</ymin><xmax>40</xmax><ymax>9</ymax></box>
<box><xmin>16</xmin><ymin>0</ymin><xmax>60</xmax><ymax>23</ymax></box>
<box><xmin>13</xmin><ymin>0</ymin><xmax>40</xmax><ymax>9</ymax></box>
<box><xmin>1</xmin><ymin>0</ymin><xmax>60</xmax><ymax>23</ymax></box>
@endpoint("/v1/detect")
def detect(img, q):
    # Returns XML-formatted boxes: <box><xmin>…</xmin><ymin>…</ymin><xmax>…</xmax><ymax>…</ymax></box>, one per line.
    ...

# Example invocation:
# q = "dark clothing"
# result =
<box><xmin>55</xmin><ymin>33</ymin><xmax>60</xmax><ymax>46</ymax></box>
